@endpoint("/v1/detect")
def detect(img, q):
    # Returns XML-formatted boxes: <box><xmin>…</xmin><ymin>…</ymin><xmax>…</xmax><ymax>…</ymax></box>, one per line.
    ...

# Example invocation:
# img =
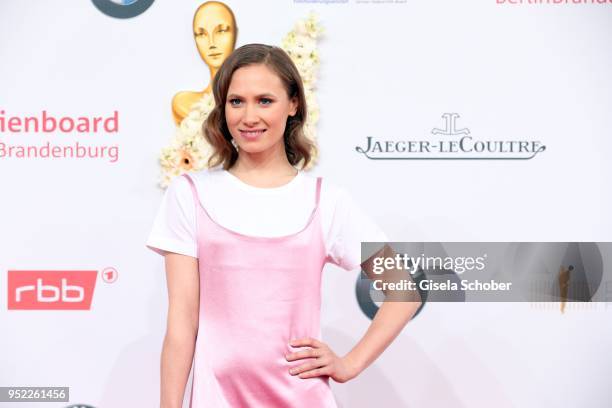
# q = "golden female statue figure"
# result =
<box><xmin>171</xmin><ymin>1</ymin><xmax>238</xmax><ymax>125</ymax></box>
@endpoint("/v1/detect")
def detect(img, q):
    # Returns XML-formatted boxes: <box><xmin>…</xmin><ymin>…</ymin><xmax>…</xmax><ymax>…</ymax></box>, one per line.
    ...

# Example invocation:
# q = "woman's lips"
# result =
<box><xmin>239</xmin><ymin>129</ymin><xmax>266</xmax><ymax>140</ymax></box>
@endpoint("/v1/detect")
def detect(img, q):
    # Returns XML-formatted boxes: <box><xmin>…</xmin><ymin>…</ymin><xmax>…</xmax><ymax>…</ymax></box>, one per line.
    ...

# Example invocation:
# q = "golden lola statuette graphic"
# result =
<box><xmin>171</xmin><ymin>1</ymin><xmax>237</xmax><ymax>125</ymax></box>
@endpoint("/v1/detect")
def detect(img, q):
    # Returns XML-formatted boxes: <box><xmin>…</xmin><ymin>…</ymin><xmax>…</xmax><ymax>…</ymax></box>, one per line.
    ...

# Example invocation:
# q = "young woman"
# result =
<box><xmin>147</xmin><ymin>43</ymin><xmax>421</xmax><ymax>408</ymax></box>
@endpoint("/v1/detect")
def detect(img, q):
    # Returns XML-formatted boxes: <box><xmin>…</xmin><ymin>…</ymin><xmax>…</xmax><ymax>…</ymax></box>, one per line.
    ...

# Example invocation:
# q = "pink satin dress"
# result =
<box><xmin>182</xmin><ymin>173</ymin><xmax>338</xmax><ymax>408</ymax></box>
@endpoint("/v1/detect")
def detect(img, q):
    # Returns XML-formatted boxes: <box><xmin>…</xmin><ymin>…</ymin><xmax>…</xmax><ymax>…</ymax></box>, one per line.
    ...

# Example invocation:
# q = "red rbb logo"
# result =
<box><xmin>7</xmin><ymin>270</ymin><xmax>98</xmax><ymax>310</ymax></box>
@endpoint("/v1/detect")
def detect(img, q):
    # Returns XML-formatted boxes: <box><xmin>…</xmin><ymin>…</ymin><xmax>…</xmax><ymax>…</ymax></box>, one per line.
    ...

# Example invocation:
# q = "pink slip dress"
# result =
<box><xmin>182</xmin><ymin>173</ymin><xmax>338</xmax><ymax>408</ymax></box>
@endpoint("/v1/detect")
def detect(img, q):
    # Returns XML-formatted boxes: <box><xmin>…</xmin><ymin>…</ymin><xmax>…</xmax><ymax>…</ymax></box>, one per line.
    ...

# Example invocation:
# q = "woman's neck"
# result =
<box><xmin>229</xmin><ymin>145</ymin><xmax>298</xmax><ymax>188</ymax></box>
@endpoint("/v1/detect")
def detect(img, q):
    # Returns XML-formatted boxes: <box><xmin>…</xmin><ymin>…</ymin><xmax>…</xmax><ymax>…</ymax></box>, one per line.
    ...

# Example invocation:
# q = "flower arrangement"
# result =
<box><xmin>158</xmin><ymin>13</ymin><xmax>324</xmax><ymax>188</ymax></box>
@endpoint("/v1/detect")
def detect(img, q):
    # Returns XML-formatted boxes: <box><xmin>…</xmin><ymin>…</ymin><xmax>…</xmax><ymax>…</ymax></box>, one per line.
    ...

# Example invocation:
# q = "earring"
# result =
<box><xmin>231</xmin><ymin>138</ymin><xmax>239</xmax><ymax>150</ymax></box>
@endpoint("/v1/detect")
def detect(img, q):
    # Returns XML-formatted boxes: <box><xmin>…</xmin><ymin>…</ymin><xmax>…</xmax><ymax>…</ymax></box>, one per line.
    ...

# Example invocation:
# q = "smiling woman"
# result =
<box><xmin>204</xmin><ymin>44</ymin><xmax>312</xmax><ymax>171</ymax></box>
<box><xmin>147</xmin><ymin>43</ymin><xmax>416</xmax><ymax>408</ymax></box>
<box><xmin>225</xmin><ymin>65</ymin><xmax>298</xmax><ymax>147</ymax></box>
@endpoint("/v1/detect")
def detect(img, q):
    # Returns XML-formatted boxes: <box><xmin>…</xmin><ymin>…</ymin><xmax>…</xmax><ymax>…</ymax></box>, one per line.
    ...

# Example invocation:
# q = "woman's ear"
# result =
<box><xmin>289</xmin><ymin>97</ymin><xmax>298</xmax><ymax>117</ymax></box>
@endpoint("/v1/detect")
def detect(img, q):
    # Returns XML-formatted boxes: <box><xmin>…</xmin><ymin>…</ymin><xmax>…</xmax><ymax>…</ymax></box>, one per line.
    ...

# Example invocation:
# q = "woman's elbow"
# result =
<box><xmin>164</xmin><ymin>324</ymin><xmax>198</xmax><ymax>346</ymax></box>
<box><xmin>165</xmin><ymin>309</ymin><xmax>199</xmax><ymax>342</ymax></box>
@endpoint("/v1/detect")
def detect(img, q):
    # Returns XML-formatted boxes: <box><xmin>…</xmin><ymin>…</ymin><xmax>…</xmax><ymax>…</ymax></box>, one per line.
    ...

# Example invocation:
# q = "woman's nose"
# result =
<box><xmin>242</xmin><ymin>104</ymin><xmax>259</xmax><ymax>125</ymax></box>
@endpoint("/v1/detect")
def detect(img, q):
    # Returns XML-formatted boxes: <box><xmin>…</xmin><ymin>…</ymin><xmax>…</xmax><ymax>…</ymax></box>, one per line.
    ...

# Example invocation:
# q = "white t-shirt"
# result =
<box><xmin>146</xmin><ymin>167</ymin><xmax>388</xmax><ymax>272</ymax></box>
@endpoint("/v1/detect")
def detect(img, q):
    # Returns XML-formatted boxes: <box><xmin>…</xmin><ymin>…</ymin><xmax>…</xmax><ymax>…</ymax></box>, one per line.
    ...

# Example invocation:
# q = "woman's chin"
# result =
<box><xmin>237</xmin><ymin>140</ymin><xmax>282</xmax><ymax>155</ymax></box>
<box><xmin>237</xmin><ymin>144</ymin><xmax>265</xmax><ymax>154</ymax></box>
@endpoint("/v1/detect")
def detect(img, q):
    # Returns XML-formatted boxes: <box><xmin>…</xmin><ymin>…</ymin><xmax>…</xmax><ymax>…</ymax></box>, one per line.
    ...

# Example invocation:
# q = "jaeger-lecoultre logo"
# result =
<box><xmin>356</xmin><ymin>113</ymin><xmax>546</xmax><ymax>160</ymax></box>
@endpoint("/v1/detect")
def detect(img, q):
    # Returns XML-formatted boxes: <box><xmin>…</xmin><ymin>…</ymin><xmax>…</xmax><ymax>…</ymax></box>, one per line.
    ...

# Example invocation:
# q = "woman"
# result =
<box><xmin>147</xmin><ymin>43</ymin><xmax>421</xmax><ymax>408</ymax></box>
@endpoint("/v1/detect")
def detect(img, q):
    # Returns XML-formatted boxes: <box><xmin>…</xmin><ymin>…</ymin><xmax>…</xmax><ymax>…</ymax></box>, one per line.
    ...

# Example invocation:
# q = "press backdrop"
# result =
<box><xmin>1</xmin><ymin>1</ymin><xmax>611</xmax><ymax>407</ymax></box>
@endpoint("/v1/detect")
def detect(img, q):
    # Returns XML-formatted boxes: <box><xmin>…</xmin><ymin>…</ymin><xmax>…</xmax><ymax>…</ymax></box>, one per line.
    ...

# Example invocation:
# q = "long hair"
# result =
<box><xmin>203</xmin><ymin>43</ymin><xmax>314</xmax><ymax>170</ymax></box>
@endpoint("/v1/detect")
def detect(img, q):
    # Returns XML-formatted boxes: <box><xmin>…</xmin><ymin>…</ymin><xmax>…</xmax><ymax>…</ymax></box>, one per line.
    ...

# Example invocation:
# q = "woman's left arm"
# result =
<box><xmin>286</xmin><ymin>299</ymin><xmax>420</xmax><ymax>383</ymax></box>
<box><xmin>340</xmin><ymin>299</ymin><xmax>421</xmax><ymax>381</ymax></box>
<box><xmin>286</xmin><ymin>245</ymin><xmax>422</xmax><ymax>383</ymax></box>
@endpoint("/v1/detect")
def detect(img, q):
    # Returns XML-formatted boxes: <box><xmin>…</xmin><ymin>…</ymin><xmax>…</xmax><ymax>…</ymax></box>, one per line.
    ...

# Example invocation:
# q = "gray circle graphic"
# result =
<box><xmin>91</xmin><ymin>0</ymin><xmax>155</xmax><ymax>19</ymax></box>
<box><xmin>356</xmin><ymin>270</ymin><xmax>427</xmax><ymax>320</ymax></box>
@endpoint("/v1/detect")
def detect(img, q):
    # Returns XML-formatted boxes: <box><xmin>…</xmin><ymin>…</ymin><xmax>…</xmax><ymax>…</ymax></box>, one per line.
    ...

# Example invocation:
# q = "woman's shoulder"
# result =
<box><xmin>164</xmin><ymin>167</ymin><xmax>219</xmax><ymax>196</ymax></box>
<box><xmin>302</xmin><ymin>172</ymin><xmax>350</xmax><ymax>205</ymax></box>
<box><xmin>178</xmin><ymin>166</ymin><xmax>226</xmax><ymax>189</ymax></box>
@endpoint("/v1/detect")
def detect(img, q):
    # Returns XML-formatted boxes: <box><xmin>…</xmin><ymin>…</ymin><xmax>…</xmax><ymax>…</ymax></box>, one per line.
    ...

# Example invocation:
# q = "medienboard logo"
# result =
<box><xmin>7</xmin><ymin>270</ymin><xmax>98</xmax><ymax>310</ymax></box>
<box><xmin>91</xmin><ymin>0</ymin><xmax>155</xmax><ymax>19</ymax></box>
<box><xmin>356</xmin><ymin>113</ymin><xmax>546</xmax><ymax>160</ymax></box>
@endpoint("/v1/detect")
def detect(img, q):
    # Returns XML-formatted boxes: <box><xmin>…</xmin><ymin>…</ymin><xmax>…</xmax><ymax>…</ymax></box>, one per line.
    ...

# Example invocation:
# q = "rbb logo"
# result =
<box><xmin>17</xmin><ymin>278</ymin><xmax>84</xmax><ymax>302</ymax></box>
<box><xmin>8</xmin><ymin>270</ymin><xmax>98</xmax><ymax>310</ymax></box>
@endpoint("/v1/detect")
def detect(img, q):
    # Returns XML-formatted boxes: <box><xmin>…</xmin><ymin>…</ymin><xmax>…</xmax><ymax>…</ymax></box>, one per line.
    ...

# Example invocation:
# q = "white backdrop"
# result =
<box><xmin>1</xmin><ymin>1</ymin><xmax>611</xmax><ymax>407</ymax></box>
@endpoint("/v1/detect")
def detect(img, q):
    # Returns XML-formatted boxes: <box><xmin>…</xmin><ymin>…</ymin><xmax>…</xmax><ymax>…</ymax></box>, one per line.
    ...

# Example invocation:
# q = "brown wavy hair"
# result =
<box><xmin>203</xmin><ymin>43</ymin><xmax>315</xmax><ymax>170</ymax></box>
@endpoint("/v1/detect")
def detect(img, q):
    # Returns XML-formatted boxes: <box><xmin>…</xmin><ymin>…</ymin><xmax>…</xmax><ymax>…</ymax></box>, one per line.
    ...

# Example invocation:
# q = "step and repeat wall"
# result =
<box><xmin>1</xmin><ymin>1</ymin><xmax>611</xmax><ymax>407</ymax></box>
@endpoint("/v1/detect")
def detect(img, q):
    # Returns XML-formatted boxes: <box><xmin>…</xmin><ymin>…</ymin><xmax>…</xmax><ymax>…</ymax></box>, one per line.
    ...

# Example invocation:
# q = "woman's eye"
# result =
<box><xmin>228</xmin><ymin>99</ymin><xmax>242</xmax><ymax>106</ymax></box>
<box><xmin>260</xmin><ymin>98</ymin><xmax>273</xmax><ymax>105</ymax></box>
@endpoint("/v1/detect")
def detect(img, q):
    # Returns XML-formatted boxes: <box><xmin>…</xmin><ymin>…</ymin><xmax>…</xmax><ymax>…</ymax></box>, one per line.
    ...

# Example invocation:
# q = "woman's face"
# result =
<box><xmin>193</xmin><ymin>3</ymin><xmax>236</xmax><ymax>69</ymax></box>
<box><xmin>225</xmin><ymin>64</ymin><xmax>297</xmax><ymax>155</ymax></box>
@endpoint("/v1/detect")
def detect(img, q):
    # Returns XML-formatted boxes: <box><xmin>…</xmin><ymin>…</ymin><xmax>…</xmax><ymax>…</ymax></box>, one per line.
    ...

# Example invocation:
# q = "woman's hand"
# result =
<box><xmin>285</xmin><ymin>337</ymin><xmax>361</xmax><ymax>383</ymax></box>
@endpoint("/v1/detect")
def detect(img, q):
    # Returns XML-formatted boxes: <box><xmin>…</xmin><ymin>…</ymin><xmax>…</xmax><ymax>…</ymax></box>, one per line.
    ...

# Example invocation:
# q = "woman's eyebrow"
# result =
<box><xmin>227</xmin><ymin>93</ymin><xmax>277</xmax><ymax>99</ymax></box>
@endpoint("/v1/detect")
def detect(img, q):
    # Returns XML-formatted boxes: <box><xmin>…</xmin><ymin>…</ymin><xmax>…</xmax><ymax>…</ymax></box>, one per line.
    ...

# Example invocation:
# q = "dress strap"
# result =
<box><xmin>182</xmin><ymin>173</ymin><xmax>201</xmax><ymax>209</ymax></box>
<box><xmin>315</xmin><ymin>177</ymin><xmax>322</xmax><ymax>207</ymax></box>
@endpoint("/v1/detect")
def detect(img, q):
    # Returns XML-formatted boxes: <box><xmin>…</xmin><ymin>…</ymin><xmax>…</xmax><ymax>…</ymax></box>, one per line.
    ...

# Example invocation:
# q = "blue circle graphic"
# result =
<box><xmin>91</xmin><ymin>0</ymin><xmax>155</xmax><ymax>19</ymax></box>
